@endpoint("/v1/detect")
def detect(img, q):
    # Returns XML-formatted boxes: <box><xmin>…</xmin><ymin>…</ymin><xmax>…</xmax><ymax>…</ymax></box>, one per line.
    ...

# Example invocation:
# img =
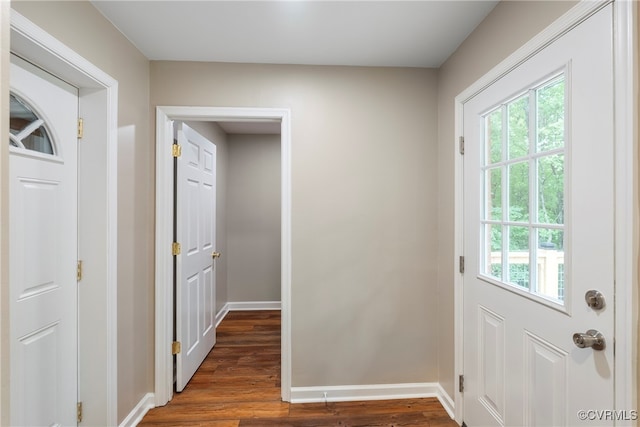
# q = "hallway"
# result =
<box><xmin>139</xmin><ymin>310</ymin><xmax>457</xmax><ymax>426</ymax></box>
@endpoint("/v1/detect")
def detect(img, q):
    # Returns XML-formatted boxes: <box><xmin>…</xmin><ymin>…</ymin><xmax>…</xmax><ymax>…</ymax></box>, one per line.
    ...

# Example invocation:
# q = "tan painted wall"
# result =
<box><xmin>185</xmin><ymin>121</ymin><xmax>230</xmax><ymax>314</ymax></box>
<box><xmin>436</xmin><ymin>0</ymin><xmax>579</xmax><ymax>397</ymax></box>
<box><xmin>10</xmin><ymin>1</ymin><xmax>153</xmax><ymax>422</ymax></box>
<box><xmin>151</xmin><ymin>62</ymin><xmax>440</xmax><ymax>386</ymax></box>
<box><xmin>227</xmin><ymin>133</ymin><xmax>281</xmax><ymax>303</ymax></box>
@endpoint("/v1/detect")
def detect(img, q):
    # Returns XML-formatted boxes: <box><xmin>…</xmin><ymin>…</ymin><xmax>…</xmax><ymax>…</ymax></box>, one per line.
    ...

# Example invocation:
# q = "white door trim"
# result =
<box><xmin>453</xmin><ymin>0</ymin><xmax>636</xmax><ymax>423</ymax></box>
<box><xmin>8</xmin><ymin>11</ymin><xmax>119</xmax><ymax>426</ymax></box>
<box><xmin>154</xmin><ymin>106</ymin><xmax>292</xmax><ymax>406</ymax></box>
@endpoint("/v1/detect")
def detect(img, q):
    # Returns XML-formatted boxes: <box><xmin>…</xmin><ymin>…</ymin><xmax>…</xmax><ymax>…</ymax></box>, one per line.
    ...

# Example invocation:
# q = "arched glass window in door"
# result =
<box><xmin>9</xmin><ymin>93</ymin><xmax>55</xmax><ymax>155</ymax></box>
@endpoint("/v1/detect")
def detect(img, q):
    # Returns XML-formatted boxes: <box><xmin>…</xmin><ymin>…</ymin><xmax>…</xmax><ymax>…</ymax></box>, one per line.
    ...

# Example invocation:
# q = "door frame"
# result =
<box><xmin>154</xmin><ymin>106</ymin><xmax>292</xmax><ymax>405</ymax></box>
<box><xmin>4</xmin><ymin>10</ymin><xmax>119</xmax><ymax>426</ymax></box>
<box><xmin>453</xmin><ymin>0</ymin><xmax>637</xmax><ymax>423</ymax></box>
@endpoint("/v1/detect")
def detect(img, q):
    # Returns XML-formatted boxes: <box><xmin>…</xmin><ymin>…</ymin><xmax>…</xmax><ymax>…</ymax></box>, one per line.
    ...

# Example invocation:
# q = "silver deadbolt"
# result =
<box><xmin>573</xmin><ymin>329</ymin><xmax>605</xmax><ymax>351</ymax></box>
<box><xmin>585</xmin><ymin>290</ymin><xmax>605</xmax><ymax>310</ymax></box>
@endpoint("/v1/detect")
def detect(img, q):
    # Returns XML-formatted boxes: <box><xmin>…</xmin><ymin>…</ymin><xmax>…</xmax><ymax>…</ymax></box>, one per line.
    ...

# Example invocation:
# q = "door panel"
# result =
<box><xmin>10</xmin><ymin>55</ymin><xmax>79</xmax><ymax>426</ymax></box>
<box><xmin>176</xmin><ymin>123</ymin><xmax>217</xmax><ymax>392</ymax></box>
<box><xmin>463</xmin><ymin>5</ymin><xmax>613</xmax><ymax>426</ymax></box>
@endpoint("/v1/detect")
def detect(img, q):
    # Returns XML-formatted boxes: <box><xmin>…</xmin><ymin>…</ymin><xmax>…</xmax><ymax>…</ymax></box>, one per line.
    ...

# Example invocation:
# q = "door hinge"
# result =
<box><xmin>77</xmin><ymin>118</ymin><xmax>84</xmax><ymax>139</ymax></box>
<box><xmin>172</xmin><ymin>242</ymin><xmax>181</xmax><ymax>256</ymax></box>
<box><xmin>77</xmin><ymin>401</ymin><xmax>83</xmax><ymax>423</ymax></box>
<box><xmin>459</xmin><ymin>136</ymin><xmax>465</xmax><ymax>155</ymax></box>
<box><xmin>77</xmin><ymin>260</ymin><xmax>83</xmax><ymax>281</ymax></box>
<box><xmin>172</xmin><ymin>143</ymin><xmax>182</xmax><ymax>158</ymax></box>
<box><xmin>459</xmin><ymin>256</ymin><xmax>465</xmax><ymax>274</ymax></box>
<box><xmin>172</xmin><ymin>341</ymin><xmax>181</xmax><ymax>355</ymax></box>
<box><xmin>459</xmin><ymin>374</ymin><xmax>464</xmax><ymax>393</ymax></box>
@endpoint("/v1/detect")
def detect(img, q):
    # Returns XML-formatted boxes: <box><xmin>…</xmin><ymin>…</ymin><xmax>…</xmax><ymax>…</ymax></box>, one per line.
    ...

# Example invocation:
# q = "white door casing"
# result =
<box><xmin>175</xmin><ymin>123</ymin><xmax>217</xmax><ymax>391</ymax></box>
<box><xmin>9</xmin><ymin>55</ymin><xmax>78</xmax><ymax>426</ymax></box>
<box><xmin>155</xmin><ymin>107</ymin><xmax>292</xmax><ymax>406</ymax></box>
<box><xmin>462</xmin><ymin>5</ymin><xmax>615</xmax><ymax>426</ymax></box>
<box><xmin>8</xmin><ymin>11</ymin><xmax>120</xmax><ymax>426</ymax></box>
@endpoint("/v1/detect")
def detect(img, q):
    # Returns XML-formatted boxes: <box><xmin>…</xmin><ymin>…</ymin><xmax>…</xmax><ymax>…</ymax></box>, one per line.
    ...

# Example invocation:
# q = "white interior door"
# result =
<box><xmin>9</xmin><ymin>55</ymin><xmax>79</xmax><ymax>426</ymax></box>
<box><xmin>463</xmin><ymin>5</ymin><xmax>614</xmax><ymax>426</ymax></box>
<box><xmin>175</xmin><ymin>123</ymin><xmax>217</xmax><ymax>392</ymax></box>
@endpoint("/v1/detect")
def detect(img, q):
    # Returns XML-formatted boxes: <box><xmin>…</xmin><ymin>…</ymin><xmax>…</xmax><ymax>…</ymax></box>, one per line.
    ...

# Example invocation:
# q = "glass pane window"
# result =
<box><xmin>536</xmin><ymin>78</ymin><xmax>565</xmax><ymax>152</ymax></box>
<box><xmin>9</xmin><ymin>93</ymin><xmax>54</xmax><ymax>155</ymax></box>
<box><xmin>480</xmin><ymin>73</ymin><xmax>566</xmax><ymax>305</ymax></box>
<box><xmin>486</xmin><ymin>108</ymin><xmax>502</xmax><ymax>165</ymax></box>
<box><xmin>486</xmin><ymin>168</ymin><xmax>502</xmax><ymax>220</ymax></box>
<box><xmin>508</xmin><ymin>162</ymin><xmax>529</xmax><ymax>222</ymax></box>
<box><xmin>507</xmin><ymin>94</ymin><xmax>529</xmax><ymax>160</ymax></box>
<box><xmin>484</xmin><ymin>224</ymin><xmax>503</xmax><ymax>281</ymax></box>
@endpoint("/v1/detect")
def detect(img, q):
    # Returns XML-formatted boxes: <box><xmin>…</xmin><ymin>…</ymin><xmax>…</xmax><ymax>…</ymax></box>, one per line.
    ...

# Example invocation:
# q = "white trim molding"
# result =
<box><xmin>226</xmin><ymin>301</ymin><xmax>282</xmax><ymax>311</ymax></box>
<box><xmin>155</xmin><ymin>106</ymin><xmax>292</xmax><ymax>406</ymax></box>
<box><xmin>215</xmin><ymin>301</ymin><xmax>282</xmax><ymax>328</ymax></box>
<box><xmin>453</xmin><ymin>0</ymin><xmax>636</xmax><ymax>423</ymax></box>
<box><xmin>9</xmin><ymin>11</ymin><xmax>119</xmax><ymax>426</ymax></box>
<box><xmin>291</xmin><ymin>382</ymin><xmax>454</xmax><ymax>419</ymax></box>
<box><xmin>118</xmin><ymin>393</ymin><xmax>154</xmax><ymax>427</ymax></box>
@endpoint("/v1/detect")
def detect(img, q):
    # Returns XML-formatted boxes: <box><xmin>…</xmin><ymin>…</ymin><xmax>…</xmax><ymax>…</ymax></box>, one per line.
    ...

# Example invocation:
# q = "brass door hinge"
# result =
<box><xmin>459</xmin><ymin>256</ymin><xmax>465</xmax><ymax>274</ymax></box>
<box><xmin>77</xmin><ymin>260</ymin><xmax>83</xmax><ymax>281</ymax></box>
<box><xmin>77</xmin><ymin>401</ymin><xmax>83</xmax><ymax>423</ymax></box>
<box><xmin>78</xmin><ymin>118</ymin><xmax>84</xmax><ymax>139</ymax></box>
<box><xmin>172</xmin><ymin>143</ymin><xmax>182</xmax><ymax>157</ymax></box>
<box><xmin>172</xmin><ymin>242</ymin><xmax>181</xmax><ymax>256</ymax></box>
<box><xmin>459</xmin><ymin>375</ymin><xmax>464</xmax><ymax>393</ymax></box>
<box><xmin>172</xmin><ymin>341</ymin><xmax>181</xmax><ymax>355</ymax></box>
<box><xmin>459</xmin><ymin>136</ymin><xmax>465</xmax><ymax>155</ymax></box>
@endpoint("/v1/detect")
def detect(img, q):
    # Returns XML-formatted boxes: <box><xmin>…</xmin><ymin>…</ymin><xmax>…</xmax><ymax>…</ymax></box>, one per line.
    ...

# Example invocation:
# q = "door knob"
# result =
<box><xmin>585</xmin><ymin>290</ymin><xmax>605</xmax><ymax>310</ymax></box>
<box><xmin>211</xmin><ymin>251</ymin><xmax>221</xmax><ymax>259</ymax></box>
<box><xmin>573</xmin><ymin>329</ymin><xmax>605</xmax><ymax>351</ymax></box>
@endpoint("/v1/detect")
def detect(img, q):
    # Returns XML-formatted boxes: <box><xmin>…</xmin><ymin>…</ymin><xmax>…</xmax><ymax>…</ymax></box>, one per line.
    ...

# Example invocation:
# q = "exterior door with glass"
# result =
<box><xmin>9</xmin><ymin>55</ymin><xmax>79</xmax><ymax>425</ymax></box>
<box><xmin>463</xmin><ymin>4</ymin><xmax>614</xmax><ymax>426</ymax></box>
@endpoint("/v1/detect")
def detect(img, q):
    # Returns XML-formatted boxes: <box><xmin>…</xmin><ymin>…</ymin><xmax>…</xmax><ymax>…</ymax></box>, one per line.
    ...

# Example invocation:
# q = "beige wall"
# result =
<box><xmin>436</xmin><ymin>0</ymin><xmax>578</xmax><ymax>397</ymax></box>
<box><xmin>152</xmin><ymin>62</ymin><xmax>440</xmax><ymax>386</ymax></box>
<box><xmin>185</xmin><ymin>121</ymin><xmax>230</xmax><ymax>313</ymax></box>
<box><xmin>10</xmin><ymin>1</ymin><xmax>153</xmax><ymax>422</ymax></box>
<box><xmin>227</xmin><ymin>133</ymin><xmax>281</xmax><ymax>303</ymax></box>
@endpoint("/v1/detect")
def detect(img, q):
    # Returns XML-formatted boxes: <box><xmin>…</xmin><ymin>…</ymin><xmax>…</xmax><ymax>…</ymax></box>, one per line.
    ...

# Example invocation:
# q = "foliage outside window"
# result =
<box><xmin>481</xmin><ymin>74</ymin><xmax>566</xmax><ymax>303</ymax></box>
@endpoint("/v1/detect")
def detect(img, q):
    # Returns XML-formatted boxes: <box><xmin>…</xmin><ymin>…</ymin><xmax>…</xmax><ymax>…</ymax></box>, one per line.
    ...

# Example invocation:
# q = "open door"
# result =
<box><xmin>175</xmin><ymin>122</ymin><xmax>218</xmax><ymax>391</ymax></box>
<box><xmin>462</xmin><ymin>5</ymin><xmax>614</xmax><ymax>425</ymax></box>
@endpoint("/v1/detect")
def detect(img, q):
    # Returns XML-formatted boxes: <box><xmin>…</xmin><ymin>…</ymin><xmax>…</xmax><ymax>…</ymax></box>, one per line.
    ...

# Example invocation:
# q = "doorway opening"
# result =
<box><xmin>155</xmin><ymin>106</ymin><xmax>292</xmax><ymax>406</ymax></box>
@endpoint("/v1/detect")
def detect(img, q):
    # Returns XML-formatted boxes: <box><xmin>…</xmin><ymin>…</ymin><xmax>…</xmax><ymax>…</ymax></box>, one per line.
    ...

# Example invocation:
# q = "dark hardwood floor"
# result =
<box><xmin>139</xmin><ymin>310</ymin><xmax>458</xmax><ymax>426</ymax></box>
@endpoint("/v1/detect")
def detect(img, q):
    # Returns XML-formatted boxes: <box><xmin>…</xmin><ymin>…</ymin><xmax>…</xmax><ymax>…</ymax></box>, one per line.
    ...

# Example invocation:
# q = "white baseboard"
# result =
<box><xmin>215</xmin><ymin>301</ymin><xmax>281</xmax><ymax>327</ymax></box>
<box><xmin>215</xmin><ymin>304</ymin><xmax>230</xmax><ymax>327</ymax></box>
<box><xmin>227</xmin><ymin>301</ymin><xmax>282</xmax><ymax>311</ymax></box>
<box><xmin>118</xmin><ymin>392</ymin><xmax>155</xmax><ymax>427</ymax></box>
<box><xmin>291</xmin><ymin>382</ymin><xmax>454</xmax><ymax>418</ymax></box>
<box><xmin>435</xmin><ymin>383</ymin><xmax>455</xmax><ymax>419</ymax></box>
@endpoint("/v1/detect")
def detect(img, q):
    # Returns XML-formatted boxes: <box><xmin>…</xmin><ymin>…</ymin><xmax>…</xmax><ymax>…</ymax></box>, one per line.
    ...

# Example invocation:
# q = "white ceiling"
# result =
<box><xmin>92</xmin><ymin>0</ymin><xmax>498</xmax><ymax>134</ymax></box>
<box><xmin>91</xmin><ymin>1</ymin><xmax>499</xmax><ymax>68</ymax></box>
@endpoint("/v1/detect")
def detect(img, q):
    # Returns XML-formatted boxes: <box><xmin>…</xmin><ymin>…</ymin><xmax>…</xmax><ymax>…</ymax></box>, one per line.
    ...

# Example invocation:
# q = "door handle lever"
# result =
<box><xmin>573</xmin><ymin>329</ymin><xmax>605</xmax><ymax>351</ymax></box>
<box><xmin>211</xmin><ymin>251</ymin><xmax>221</xmax><ymax>259</ymax></box>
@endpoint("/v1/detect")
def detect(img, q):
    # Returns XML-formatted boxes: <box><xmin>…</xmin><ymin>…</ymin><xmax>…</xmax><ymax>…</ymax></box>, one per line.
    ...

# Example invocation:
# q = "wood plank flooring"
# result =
<box><xmin>139</xmin><ymin>311</ymin><xmax>458</xmax><ymax>427</ymax></box>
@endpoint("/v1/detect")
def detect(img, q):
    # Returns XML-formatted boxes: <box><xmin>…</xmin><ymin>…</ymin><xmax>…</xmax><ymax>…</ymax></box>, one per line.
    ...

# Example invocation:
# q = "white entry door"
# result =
<box><xmin>9</xmin><ymin>55</ymin><xmax>79</xmax><ymax>425</ymax></box>
<box><xmin>175</xmin><ymin>123</ymin><xmax>217</xmax><ymax>391</ymax></box>
<box><xmin>463</xmin><ymin>5</ymin><xmax>614</xmax><ymax>426</ymax></box>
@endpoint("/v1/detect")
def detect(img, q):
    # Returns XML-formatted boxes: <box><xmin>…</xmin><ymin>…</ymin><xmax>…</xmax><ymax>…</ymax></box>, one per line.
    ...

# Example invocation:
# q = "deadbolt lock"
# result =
<box><xmin>585</xmin><ymin>290</ymin><xmax>605</xmax><ymax>310</ymax></box>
